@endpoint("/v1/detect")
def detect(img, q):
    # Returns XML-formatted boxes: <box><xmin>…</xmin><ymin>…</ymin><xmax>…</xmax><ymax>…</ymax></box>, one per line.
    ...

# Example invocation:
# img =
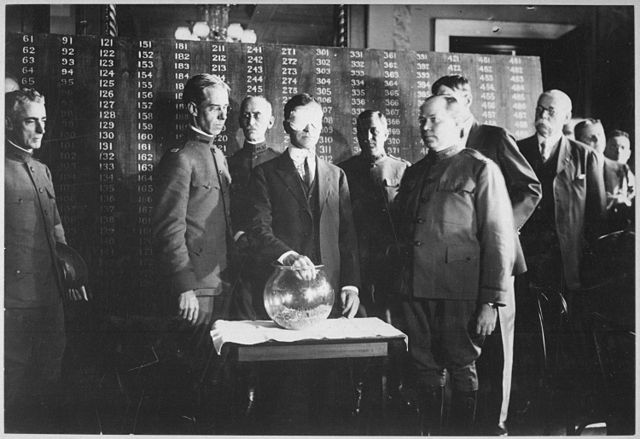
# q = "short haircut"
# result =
<box><xmin>283</xmin><ymin>93</ymin><xmax>319</xmax><ymax>121</ymax></box>
<box><xmin>608</xmin><ymin>129</ymin><xmax>629</xmax><ymax>140</ymax></box>
<box><xmin>5</xmin><ymin>88</ymin><xmax>45</xmax><ymax>119</ymax></box>
<box><xmin>240</xmin><ymin>95</ymin><xmax>273</xmax><ymax>115</ymax></box>
<box><xmin>357</xmin><ymin>110</ymin><xmax>387</xmax><ymax>131</ymax></box>
<box><xmin>420</xmin><ymin>94</ymin><xmax>462</xmax><ymax>118</ymax></box>
<box><xmin>182</xmin><ymin>73</ymin><xmax>229</xmax><ymax>107</ymax></box>
<box><xmin>431</xmin><ymin>75</ymin><xmax>471</xmax><ymax>95</ymax></box>
<box><xmin>574</xmin><ymin>118</ymin><xmax>603</xmax><ymax>142</ymax></box>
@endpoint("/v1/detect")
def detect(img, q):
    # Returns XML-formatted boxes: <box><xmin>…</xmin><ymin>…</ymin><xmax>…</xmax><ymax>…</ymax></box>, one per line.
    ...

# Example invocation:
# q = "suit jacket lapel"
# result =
<box><xmin>466</xmin><ymin>120</ymin><xmax>481</xmax><ymax>149</ymax></box>
<box><xmin>556</xmin><ymin>135</ymin><xmax>574</xmax><ymax>178</ymax></box>
<box><xmin>317</xmin><ymin>158</ymin><xmax>332</xmax><ymax>213</ymax></box>
<box><xmin>275</xmin><ymin>153</ymin><xmax>310</xmax><ymax>212</ymax></box>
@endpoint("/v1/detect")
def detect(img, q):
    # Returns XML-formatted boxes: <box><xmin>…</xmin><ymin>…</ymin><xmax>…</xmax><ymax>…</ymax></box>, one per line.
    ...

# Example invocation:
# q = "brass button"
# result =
<box><xmin>16</xmin><ymin>269</ymin><xmax>21</xmax><ymax>274</ymax></box>
<box><xmin>39</xmin><ymin>187</ymin><xmax>44</xmax><ymax>193</ymax></box>
<box><xmin>416</xmin><ymin>217</ymin><xmax>425</xmax><ymax>224</ymax></box>
<box><xmin>414</xmin><ymin>240</ymin><xmax>422</xmax><ymax>247</ymax></box>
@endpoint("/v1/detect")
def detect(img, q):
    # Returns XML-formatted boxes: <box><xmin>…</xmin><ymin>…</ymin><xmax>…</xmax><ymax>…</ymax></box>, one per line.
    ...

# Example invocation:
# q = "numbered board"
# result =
<box><xmin>6</xmin><ymin>33</ymin><xmax>543</xmax><ymax>314</ymax></box>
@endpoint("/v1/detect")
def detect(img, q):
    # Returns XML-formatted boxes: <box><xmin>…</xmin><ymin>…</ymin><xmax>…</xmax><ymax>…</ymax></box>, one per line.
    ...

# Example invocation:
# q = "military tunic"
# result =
<box><xmin>4</xmin><ymin>141</ymin><xmax>67</xmax><ymax>424</ymax></box>
<box><xmin>338</xmin><ymin>153</ymin><xmax>409</xmax><ymax>312</ymax></box>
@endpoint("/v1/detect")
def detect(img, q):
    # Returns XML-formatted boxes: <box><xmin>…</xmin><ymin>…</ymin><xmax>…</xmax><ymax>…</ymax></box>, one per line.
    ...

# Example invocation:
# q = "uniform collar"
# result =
<box><xmin>427</xmin><ymin>144</ymin><xmax>463</xmax><ymax>162</ymax></box>
<box><xmin>6</xmin><ymin>140</ymin><xmax>34</xmax><ymax>162</ymax></box>
<box><xmin>244</xmin><ymin>140</ymin><xmax>268</xmax><ymax>154</ymax></box>
<box><xmin>188</xmin><ymin>125</ymin><xmax>216</xmax><ymax>147</ymax></box>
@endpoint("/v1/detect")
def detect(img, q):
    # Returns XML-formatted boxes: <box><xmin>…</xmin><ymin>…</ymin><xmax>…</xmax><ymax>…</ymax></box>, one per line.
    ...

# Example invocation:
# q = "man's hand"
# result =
<box><xmin>281</xmin><ymin>252</ymin><xmax>317</xmax><ymax>281</ymax></box>
<box><xmin>179</xmin><ymin>290</ymin><xmax>199</xmax><ymax>325</ymax></box>
<box><xmin>340</xmin><ymin>288</ymin><xmax>360</xmax><ymax>319</ymax></box>
<box><xmin>475</xmin><ymin>303</ymin><xmax>498</xmax><ymax>336</ymax></box>
<box><xmin>65</xmin><ymin>285</ymin><xmax>89</xmax><ymax>301</ymax></box>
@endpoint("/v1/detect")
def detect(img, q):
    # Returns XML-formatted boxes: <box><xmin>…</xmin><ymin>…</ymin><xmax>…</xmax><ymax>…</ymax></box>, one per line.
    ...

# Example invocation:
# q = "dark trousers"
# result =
<box><xmin>5</xmin><ymin>302</ymin><xmax>66</xmax><ymax>432</ymax></box>
<box><xmin>401</xmin><ymin>298</ymin><xmax>482</xmax><ymax>391</ymax></box>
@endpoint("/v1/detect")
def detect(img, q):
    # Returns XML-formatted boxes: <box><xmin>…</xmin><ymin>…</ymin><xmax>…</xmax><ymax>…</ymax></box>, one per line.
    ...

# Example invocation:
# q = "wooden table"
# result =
<box><xmin>211</xmin><ymin>318</ymin><xmax>407</xmax><ymax>434</ymax></box>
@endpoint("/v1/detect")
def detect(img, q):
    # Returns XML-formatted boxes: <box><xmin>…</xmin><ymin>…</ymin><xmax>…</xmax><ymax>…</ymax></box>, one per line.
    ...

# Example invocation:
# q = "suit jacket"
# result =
<box><xmin>395</xmin><ymin>147</ymin><xmax>515</xmax><ymax>304</ymax></box>
<box><xmin>603</xmin><ymin>157</ymin><xmax>635</xmax><ymax>209</ymax></box>
<box><xmin>517</xmin><ymin>135</ymin><xmax>606</xmax><ymax>289</ymax></box>
<box><xmin>466</xmin><ymin>120</ymin><xmax>541</xmax><ymax>275</ymax></box>
<box><xmin>5</xmin><ymin>142</ymin><xmax>66</xmax><ymax>307</ymax></box>
<box><xmin>152</xmin><ymin>128</ymin><xmax>231</xmax><ymax>297</ymax></box>
<box><xmin>248</xmin><ymin>151</ymin><xmax>360</xmax><ymax>292</ymax></box>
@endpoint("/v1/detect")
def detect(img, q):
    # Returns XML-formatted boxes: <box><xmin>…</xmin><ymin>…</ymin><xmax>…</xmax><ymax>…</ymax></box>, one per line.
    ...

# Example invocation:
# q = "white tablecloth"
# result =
<box><xmin>210</xmin><ymin>317</ymin><xmax>407</xmax><ymax>355</ymax></box>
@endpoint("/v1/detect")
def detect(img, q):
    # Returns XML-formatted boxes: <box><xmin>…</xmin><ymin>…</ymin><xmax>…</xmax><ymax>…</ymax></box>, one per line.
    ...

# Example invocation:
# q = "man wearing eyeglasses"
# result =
<box><xmin>516</xmin><ymin>91</ymin><xmax>605</xmax><ymax>423</ymax></box>
<box><xmin>517</xmin><ymin>90</ymin><xmax>605</xmax><ymax>292</ymax></box>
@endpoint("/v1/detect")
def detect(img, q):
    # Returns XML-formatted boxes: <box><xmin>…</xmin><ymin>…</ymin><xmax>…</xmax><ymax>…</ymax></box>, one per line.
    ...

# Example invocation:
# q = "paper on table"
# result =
<box><xmin>211</xmin><ymin>317</ymin><xmax>407</xmax><ymax>355</ymax></box>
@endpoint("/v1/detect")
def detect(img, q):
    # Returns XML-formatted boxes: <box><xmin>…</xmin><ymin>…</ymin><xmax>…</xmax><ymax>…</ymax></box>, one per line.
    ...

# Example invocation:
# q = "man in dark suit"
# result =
<box><xmin>338</xmin><ymin>110</ymin><xmax>409</xmax><ymax>317</ymax></box>
<box><xmin>248</xmin><ymin>93</ymin><xmax>360</xmax><ymax>317</ymax></box>
<box><xmin>246</xmin><ymin>93</ymin><xmax>360</xmax><ymax>433</ymax></box>
<box><xmin>5</xmin><ymin>88</ymin><xmax>87</xmax><ymax>432</ymax></box>
<box><xmin>395</xmin><ymin>95</ymin><xmax>516</xmax><ymax>435</ymax></box>
<box><xmin>432</xmin><ymin>75</ymin><xmax>541</xmax><ymax>435</ymax></box>
<box><xmin>228</xmin><ymin>95</ymin><xmax>280</xmax><ymax>319</ymax></box>
<box><xmin>152</xmin><ymin>74</ymin><xmax>233</xmax><ymax>421</ymax></box>
<box><xmin>603</xmin><ymin>129</ymin><xmax>634</xmax><ymax>221</ymax></box>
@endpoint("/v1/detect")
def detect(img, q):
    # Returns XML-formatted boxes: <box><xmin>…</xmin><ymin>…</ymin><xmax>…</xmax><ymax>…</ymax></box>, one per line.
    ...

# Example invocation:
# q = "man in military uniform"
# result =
<box><xmin>228</xmin><ymin>95</ymin><xmax>280</xmax><ymax>319</ymax></box>
<box><xmin>152</xmin><ymin>74</ymin><xmax>232</xmax><ymax>422</ymax></box>
<box><xmin>338</xmin><ymin>110</ymin><xmax>409</xmax><ymax>317</ymax></box>
<box><xmin>394</xmin><ymin>95</ymin><xmax>515</xmax><ymax>435</ymax></box>
<box><xmin>5</xmin><ymin>88</ymin><xmax>86</xmax><ymax>432</ymax></box>
<box><xmin>432</xmin><ymin>74</ymin><xmax>541</xmax><ymax>435</ymax></box>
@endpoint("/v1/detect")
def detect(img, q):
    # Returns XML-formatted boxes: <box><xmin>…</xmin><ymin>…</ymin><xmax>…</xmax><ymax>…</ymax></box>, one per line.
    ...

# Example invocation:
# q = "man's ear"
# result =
<box><xmin>186</xmin><ymin>101</ymin><xmax>198</xmax><ymax>118</ymax></box>
<box><xmin>267</xmin><ymin>115</ymin><xmax>275</xmax><ymax>130</ymax></box>
<box><xmin>5</xmin><ymin>116</ymin><xmax>14</xmax><ymax>132</ymax></box>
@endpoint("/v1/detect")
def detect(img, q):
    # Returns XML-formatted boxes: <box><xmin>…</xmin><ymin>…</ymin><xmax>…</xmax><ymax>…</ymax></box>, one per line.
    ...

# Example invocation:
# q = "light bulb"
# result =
<box><xmin>241</xmin><ymin>29</ymin><xmax>257</xmax><ymax>44</ymax></box>
<box><xmin>192</xmin><ymin>21</ymin><xmax>210</xmax><ymax>38</ymax></box>
<box><xmin>227</xmin><ymin>22</ymin><xmax>244</xmax><ymax>41</ymax></box>
<box><xmin>174</xmin><ymin>26</ymin><xmax>192</xmax><ymax>40</ymax></box>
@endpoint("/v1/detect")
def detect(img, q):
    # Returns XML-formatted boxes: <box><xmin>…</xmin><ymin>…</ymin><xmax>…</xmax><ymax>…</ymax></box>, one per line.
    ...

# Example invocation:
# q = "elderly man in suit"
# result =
<box><xmin>516</xmin><ymin>91</ymin><xmax>606</xmax><ymax>427</ymax></box>
<box><xmin>517</xmin><ymin>90</ymin><xmax>605</xmax><ymax>293</ymax></box>
<box><xmin>432</xmin><ymin>75</ymin><xmax>541</xmax><ymax>435</ymax></box>
<box><xmin>395</xmin><ymin>95</ymin><xmax>516</xmax><ymax>435</ymax></box>
<box><xmin>152</xmin><ymin>73</ymin><xmax>233</xmax><ymax>422</ymax></box>
<box><xmin>228</xmin><ymin>95</ymin><xmax>280</xmax><ymax>319</ymax></box>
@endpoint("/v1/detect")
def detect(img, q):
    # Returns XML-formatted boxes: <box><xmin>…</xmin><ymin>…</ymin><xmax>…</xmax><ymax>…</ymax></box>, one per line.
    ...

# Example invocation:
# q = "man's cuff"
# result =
<box><xmin>233</xmin><ymin>231</ymin><xmax>245</xmax><ymax>241</ymax></box>
<box><xmin>277</xmin><ymin>250</ymin><xmax>297</xmax><ymax>264</ymax></box>
<box><xmin>341</xmin><ymin>286</ymin><xmax>359</xmax><ymax>296</ymax></box>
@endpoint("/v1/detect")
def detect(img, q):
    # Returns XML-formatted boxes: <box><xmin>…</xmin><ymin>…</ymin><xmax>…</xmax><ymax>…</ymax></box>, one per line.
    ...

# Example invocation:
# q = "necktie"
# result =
<box><xmin>303</xmin><ymin>157</ymin><xmax>312</xmax><ymax>189</ymax></box>
<box><xmin>540</xmin><ymin>141</ymin><xmax>548</xmax><ymax>162</ymax></box>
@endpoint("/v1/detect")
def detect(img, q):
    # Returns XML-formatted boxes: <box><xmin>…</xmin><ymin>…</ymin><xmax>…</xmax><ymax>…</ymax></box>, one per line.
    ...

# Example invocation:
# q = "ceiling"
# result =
<box><xmin>117</xmin><ymin>4</ymin><xmax>338</xmax><ymax>46</ymax></box>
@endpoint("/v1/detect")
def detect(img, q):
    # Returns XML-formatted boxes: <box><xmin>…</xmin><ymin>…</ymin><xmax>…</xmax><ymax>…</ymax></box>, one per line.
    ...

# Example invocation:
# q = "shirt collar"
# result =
<box><xmin>537</xmin><ymin>132</ymin><xmax>562</xmax><ymax>150</ymax></box>
<box><xmin>288</xmin><ymin>146</ymin><xmax>315</xmax><ymax>164</ymax></box>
